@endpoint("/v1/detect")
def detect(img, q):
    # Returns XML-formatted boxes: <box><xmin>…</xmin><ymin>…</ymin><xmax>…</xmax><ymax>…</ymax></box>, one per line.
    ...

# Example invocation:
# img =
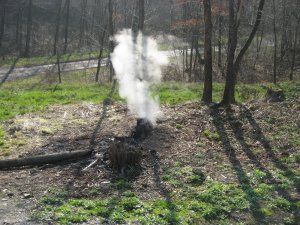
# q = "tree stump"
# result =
<box><xmin>265</xmin><ymin>88</ymin><xmax>285</xmax><ymax>102</ymax></box>
<box><xmin>132</xmin><ymin>118</ymin><xmax>153</xmax><ymax>140</ymax></box>
<box><xmin>108</xmin><ymin>137</ymin><xmax>142</xmax><ymax>172</ymax></box>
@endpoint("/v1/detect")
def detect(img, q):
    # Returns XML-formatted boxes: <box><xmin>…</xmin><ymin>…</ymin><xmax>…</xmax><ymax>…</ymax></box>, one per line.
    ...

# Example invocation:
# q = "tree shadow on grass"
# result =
<box><xmin>240</xmin><ymin>106</ymin><xmax>300</xmax><ymax>193</ymax></box>
<box><xmin>149</xmin><ymin>148</ymin><xmax>178</xmax><ymax>225</ymax></box>
<box><xmin>209</xmin><ymin>107</ymin><xmax>265</xmax><ymax>224</ymax></box>
<box><xmin>231</xmin><ymin>107</ymin><xmax>300</xmax><ymax>223</ymax></box>
<box><xmin>142</xmin><ymin>125</ymin><xmax>179</xmax><ymax>225</ymax></box>
<box><xmin>0</xmin><ymin>57</ymin><xmax>19</xmax><ymax>87</ymax></box>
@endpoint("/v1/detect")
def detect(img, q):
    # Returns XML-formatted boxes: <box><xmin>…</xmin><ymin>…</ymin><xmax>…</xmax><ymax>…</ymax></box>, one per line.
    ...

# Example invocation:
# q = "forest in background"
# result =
<box><xmin>0</xmin><ymin>1</ymin><xmax>300</xmax><ymax>225</ymax></box>
<box><xmin>0</xmin><ymin>0</ymin><xmax>299</xmax><ymax>84</ymax></box>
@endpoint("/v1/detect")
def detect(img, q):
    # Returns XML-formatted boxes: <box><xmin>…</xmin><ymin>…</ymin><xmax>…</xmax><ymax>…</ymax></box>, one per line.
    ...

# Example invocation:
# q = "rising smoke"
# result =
<box><xmin>111</xmin><ymin>29</ymin><xmax>168</xmax><ymax>124</ymax></box>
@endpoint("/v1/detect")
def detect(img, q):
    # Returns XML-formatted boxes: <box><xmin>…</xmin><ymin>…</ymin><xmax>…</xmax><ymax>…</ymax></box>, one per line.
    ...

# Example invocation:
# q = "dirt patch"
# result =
<box><xmin>0</xmin><ymin>99</ymin><xmax>299</xmax><ymax>224</ymax></box>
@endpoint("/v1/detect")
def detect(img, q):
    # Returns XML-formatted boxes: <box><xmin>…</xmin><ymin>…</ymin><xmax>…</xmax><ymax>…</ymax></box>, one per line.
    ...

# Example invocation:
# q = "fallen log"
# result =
<box><xmin>0</xmin><ymin>150</ymin><xmax>92</xmax><ymax>169</ymax></box>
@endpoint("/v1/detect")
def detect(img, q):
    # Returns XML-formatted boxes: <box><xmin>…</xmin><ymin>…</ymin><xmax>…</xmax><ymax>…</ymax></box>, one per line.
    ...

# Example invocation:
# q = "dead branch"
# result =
<box><xmin>0</xmin><ymin>150</ymin><xmax>92</xmax><ymax>169</ymax></box>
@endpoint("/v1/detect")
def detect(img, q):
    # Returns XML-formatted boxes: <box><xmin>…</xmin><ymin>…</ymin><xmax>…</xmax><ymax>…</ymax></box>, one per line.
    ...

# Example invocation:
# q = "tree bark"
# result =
<box><xmin>57</xmin><ymin>54</ymin><xmax>62</xmax><ymax>83</ymax></box>
<box><xmin>138</xmin><ymin>0</ymin><xmax>145</xmax><ymax>31</ymax></box>
<box><xmin>96</xmin><ymin>25</ymin><xmax>107</xmax><ymax>83</ymax></box>
<box><xmin>16</xmin><ymin>3</ymin><xmax>23</xmax><ymax>55</ymax></box>
<box><xmin>78</xmin><ymin>0</ymin><xmax>87</xmax><ymax>48</ymax></box>
<box><xmin>202</xmin><ymin>0</ymin><xmax>213</xmax><ymax>103</ymax></box>
<box><xmin>217</xmin><ymin>4</ymin><xmax>223</xmax><ymax>68</ymax></box>
<box><xmin>189</xmin><ymin>36</ymin><xmax>194</xmax><ymax>81</ymax></box>
<box><xmin>221</xmin><ymin>0</ymin><xmax>238</xmax><ymax>105</ymax></box>
<box><xmin>24</xmin><ymin>0</ymin><xmax>33</xmax><ymax>58</ymax></box>
<box><xmin>272</xmin><ymin>0</ymin><xmax>277</xmax><ymax>84</ymax></box>
<box><xmin>63</xmin><ymin>0</ymin><xmax>70</xmax><ymax>54</ymax></box>
<box><xmin>289</xmin><ymin>18</ymin><xmax>299</xmax><ymax>80</ymax></box>
<box><xmin>0</xmin><ymin>0</ymin><xmax>7</xmax><ymax>58</ymax></box>
<box><xmin>53</xmin><ymin>0</ymin><xmax>63</xmax><ymax>56</ymax></box>
<box><xmin>108</xmin><ymin>0</ymin><xmax>114</xmax><ymax>82</ymax></box>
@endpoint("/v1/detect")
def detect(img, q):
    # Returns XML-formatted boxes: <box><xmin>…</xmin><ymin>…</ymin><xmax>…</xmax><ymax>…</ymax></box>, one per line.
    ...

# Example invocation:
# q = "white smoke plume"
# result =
<box><xmin>111</xmin><ymin>29</ymin><xmax>168</xmax><ymax>124</ymax></box>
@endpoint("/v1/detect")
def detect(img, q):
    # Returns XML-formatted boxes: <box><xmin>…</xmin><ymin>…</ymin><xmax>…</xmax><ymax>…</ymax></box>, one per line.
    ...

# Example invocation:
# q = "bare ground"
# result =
<box><xmin>0</xmin><ymin>99</ymin><xmax>299</xmax><ymax>224</ymax></box>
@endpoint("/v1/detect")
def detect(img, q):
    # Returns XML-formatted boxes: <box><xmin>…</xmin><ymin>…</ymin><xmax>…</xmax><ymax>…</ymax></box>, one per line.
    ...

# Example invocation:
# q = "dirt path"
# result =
<box><xmin>0</xmin><ymin>59</ymin><xmax>107</xmax><ymax>83</ymax></box>
<box><xmin>0</xmin><ymin>50</ymin><xmax>183</xmax><ymax>83</ymax></box>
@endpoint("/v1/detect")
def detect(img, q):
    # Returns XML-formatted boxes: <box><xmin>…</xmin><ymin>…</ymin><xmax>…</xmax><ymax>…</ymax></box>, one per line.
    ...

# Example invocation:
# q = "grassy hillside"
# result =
<box><xmin>0</xmin><ymin>71</ymin><xmax>299</xmax><ymax>224</ymax></box>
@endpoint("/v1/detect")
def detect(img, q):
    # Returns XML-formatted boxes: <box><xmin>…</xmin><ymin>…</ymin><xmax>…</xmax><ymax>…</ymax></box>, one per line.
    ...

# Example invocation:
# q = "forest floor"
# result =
<box><xmin>0</xmin><ymin>96</ymin><xmax>299</xmax><ymax>224</ymax></box>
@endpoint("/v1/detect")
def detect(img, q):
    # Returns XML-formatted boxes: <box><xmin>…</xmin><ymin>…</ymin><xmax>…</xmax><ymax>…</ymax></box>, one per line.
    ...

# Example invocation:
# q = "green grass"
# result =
<box><xmin>0</xmin><ymin>50</ymin><xmax>108</xmax><ymax>68</ymax></box>
<box><xmin>0</xmin><ymin>125</ymin><xmax>5</xmax><ymax>147</ymax></box>
<box><xmin>35</xmin><ymin>163</ymin><xmax>300</xmax><ymax>225</ymax></box>
<box><xmin>34</xmin><ymin>181</ymin><xmax>251</xmax><ymax>225</ymax></box>
<box><xmin>1</xmin><ymin>74</ymin><xmax>299</xmax><ymax>123</ymax></box>
<box><xmin>0</xmin><ymin>71</ymin><xmax>299</xmax><ymax>152</ymax></box>
<box><xmin>0</xmin><ymin>83</ymin><xmax>119</xmax><ymax>122</ymax></box>
<box><xmin>0</xmin><ymin>71</ymin><xmax>121</xmax><ymax>122</ymax></box>
<box><xmin>155</xmin><ymin>81</ymin><xmax>300</xmax><ymax>105</ymax></box>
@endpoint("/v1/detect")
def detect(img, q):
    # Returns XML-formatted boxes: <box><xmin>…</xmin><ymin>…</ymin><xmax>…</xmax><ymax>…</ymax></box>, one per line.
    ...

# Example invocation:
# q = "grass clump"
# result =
<box><xmin>203</xmin><ymin>129</ymin><xmax>220</xmax><ymax>141</ymax></box>
<box><xmin>196</xmin><ymin>182</ymin><xmax>250</xmax><ymax>220</ymax></box>
<box><xmin>175</xmin><ymin>123</ymin><xmax>184</xmax><ymax>129</ymax></box>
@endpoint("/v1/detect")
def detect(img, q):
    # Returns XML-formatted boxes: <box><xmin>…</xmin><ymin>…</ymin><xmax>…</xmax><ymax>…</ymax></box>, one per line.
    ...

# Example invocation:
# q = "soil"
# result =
<box><xmin>0</xmin><ymin>99</ymin><xmax>299</xmax><ymax>224</ymax></box>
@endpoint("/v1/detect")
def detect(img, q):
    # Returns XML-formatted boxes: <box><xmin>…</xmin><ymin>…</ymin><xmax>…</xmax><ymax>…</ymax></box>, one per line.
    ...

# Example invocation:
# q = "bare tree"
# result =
<box><xmin>63</xmin><ymin>0</ymin><xmax>70</xmax><ymax>54</ymax></box>
<box><xmin>24</xmin><ymin>0</ymin><xmax>33</xmax><ymax>58</ymax></box>
<box><xmin>78</xmin><ymin>0</ymin><xmax>87</xmax><ymax>48</ymax></box>
<box><xmin>108</xmin><ymin>0</ymin><xmax>114</xmax><ymax>82</ymax></box>
<box><xmin>272</xmin><ymin>0</ymin><xmax>277</xmax><ymax>84</ymax></box>
<box><xmin>222</xmin><ymin>0</ymin><xmax>265</xmax><ymax>105</ymax></box>
<box><xmin>0</xmin><ymin>0</ymin><xmax>7</xmax><ymax>58</ymax></box>
<box><xmin>202</xmin><ymin>0</ymin><xmax>213</xmax><ymax>103</ymax></box>
<box><xmin>15</xmin><ymin>2</ymin><xmax>24</xmax><ymax>55</ymax></box>
<box><xmin>138</xmin><ymin>0</ymin><xmax>145</xmax><ymax>31</ymax></box>
<box><xmin>53</xmin><ymin>0</ymin><xmax>63</xmax><ymax>56</ymax></box>
<box><xmin>289</xmin><ymin>0</ymin><xmax>300</xmax><ymax>80</ymax></box>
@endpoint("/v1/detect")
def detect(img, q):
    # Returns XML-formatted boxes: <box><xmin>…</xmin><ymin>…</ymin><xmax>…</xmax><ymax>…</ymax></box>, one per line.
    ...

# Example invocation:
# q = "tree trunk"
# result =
<box><xmin>57</xmin><ymin>54</ymin><xmax>62</xmax><ymax>83</ymax></box>
<box><xmin>289</xmin><ymin>18</ymin><xmax>299</xmax><ymax>80</ymax></box>
<box><xmin>108</xmin><ymin>0</ymin><xmax>114</xmax><ymax>82</ymax></box>
<box><xmin>253</xmin><ymin>27</ymin><xmax>264</xmax><ymax>69</ymax></box>
<box><xmin>0</xmin><ymin>0</ymin><xmax>7</xmax><ymax>58</ymax></box>
<box><xmin>202</xmin><ymin>0</ymin><xmax>213</xmax><ymax>103</ymax></box>
<box><xmin>96</xmin><ymin>26</ymin><xmax>107</xmax><ymax>83</ymax></box>
<box><xmin>138</xmin><ymin>0</ymin><xmax>145</xmax><ymax>31</ymax></box>
<box><xmin>63</xmin><ymin>0</ymin><xmax>70</xmax><ymax>54</ymax></box>
<box><xmin>222</xmin><ymin>0</ymin><xmax>265</xmax><ymax>104</ymax></box>
<box><xmin>217</xmin><ymin>12</ymin><xmax>223</xmax><ymax>68</ymax></box>
<box><xmin>16</xmin><ymin>3</ymin><xmax>23</xmax><ymax>55</ymax></box>
<box><xmin>234</xmin><ymin>0</ymin><xmax>265</xmax><ymax>69</ymax></box>
<box><xmin>221</xmin><ymin>0</ymin><xmax>238</xmax><ymax>105</ymax></box>
<box><xmin>280</xmin><ymin>0</ymin><xmax>288</xmax><ymax>61</ymax></box>
<box><xmin>53</xmin><ymin>0</ymin><xmax>63</xmax><ymax>56</ymax></box>
<box><xmin>24</xmin><ymin>0</ymin><xmax>33</xmax><ymax>58</ymax></box>
<box><xmin>189</xmin><ymin>36</ymin><xmax>194</xmax><ymax>81</ymax></box>
<box><xmin>78</xmin><ymin>0</ymin><xmax>87</xmax><ymax>48</ymax></box>
<box><xmin>272</xmin><ymin>0</ymin><xmax>277</xmax><ymax>84</ymax></box>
